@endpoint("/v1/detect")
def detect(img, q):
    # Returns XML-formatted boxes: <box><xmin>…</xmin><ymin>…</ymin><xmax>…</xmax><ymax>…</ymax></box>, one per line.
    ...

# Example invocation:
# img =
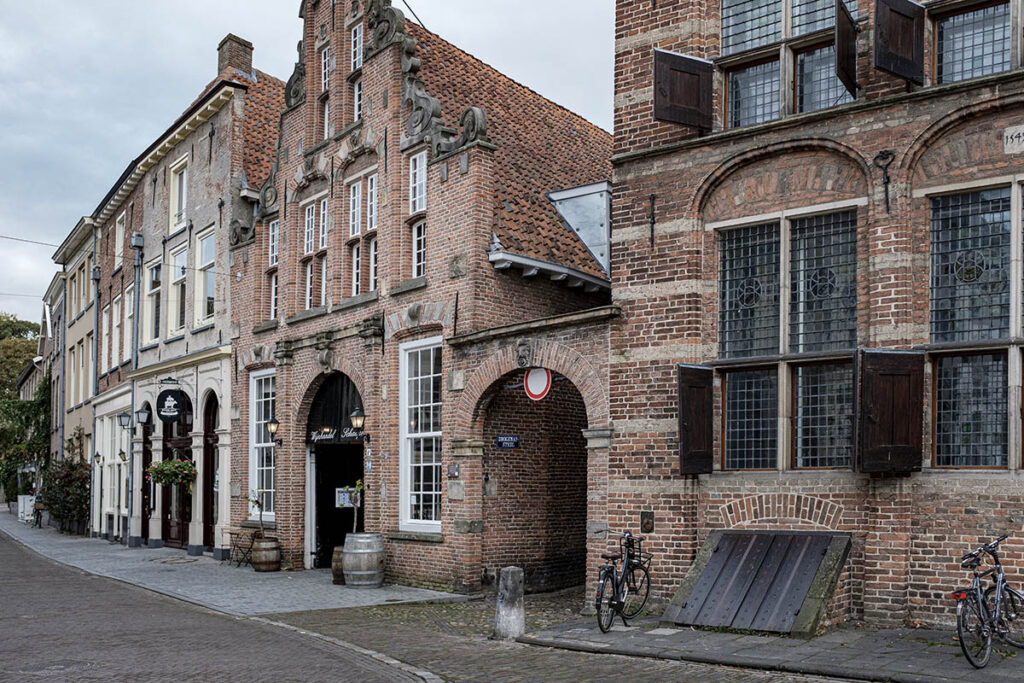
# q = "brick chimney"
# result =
<box><xmin>218</xmin><ymin>34</ymin><xmax>253</xmax><ymax>76</ymax></box>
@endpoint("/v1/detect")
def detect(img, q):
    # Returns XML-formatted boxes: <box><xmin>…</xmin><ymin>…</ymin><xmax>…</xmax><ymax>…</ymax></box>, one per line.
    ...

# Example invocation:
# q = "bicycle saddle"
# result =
<box><xmin>601</xmin><ymin>552</ymin><xmax>621</xmax><ymax>561</ymax></box>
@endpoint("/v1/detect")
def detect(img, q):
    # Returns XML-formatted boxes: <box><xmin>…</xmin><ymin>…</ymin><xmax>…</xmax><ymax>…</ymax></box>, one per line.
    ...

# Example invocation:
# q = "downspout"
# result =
<box><xmin>59</xmin><ymin>272</ymin><xmax>67</xmax><ymax>458</ymax></box>
<box><xmin>90</xmin><ymin>229</ymin><xmax>101</xmax><ymax>535</ymax></box>
<box><xmin>129</xmin><ymin>231</ymin><xmax>144</xmax><ymax>545</ymax></box>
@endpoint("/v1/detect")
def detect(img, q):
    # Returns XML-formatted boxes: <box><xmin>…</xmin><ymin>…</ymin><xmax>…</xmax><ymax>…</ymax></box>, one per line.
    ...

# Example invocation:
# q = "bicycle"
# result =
<box><xmin>953</xmin><ymin>534</ymin><xmax>1024</xmax><ymax>668</ymax></box>
<box><xmin>594</xmin><ymin>530</ymin><xmax>652</xmax><ymax>632</ymax></box>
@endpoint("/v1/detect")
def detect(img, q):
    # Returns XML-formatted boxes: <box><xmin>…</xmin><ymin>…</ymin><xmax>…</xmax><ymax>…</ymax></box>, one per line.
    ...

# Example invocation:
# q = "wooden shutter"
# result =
<box><xmin>874</xmin><ymin>0</ymin><xmax>924</xmax><ymax>85</ymax></box>
<box><xmin>654</xmin><ymin>49</ymin><xmax>713</xmax><ymax>131</ymax></box>
<box><xmin>856</xmin><ymin>350</ymin><xmax>924</xmax><ymax>473</ymax></box>
<box><xmin>835</xmin><ymin>0</ymin><xmax>859</xmax><ymax>97</ymax></box>
<box><xmin>678</xmin><ymin>364</ymin><xmax>714</xmax><ymax>475</ymax></box>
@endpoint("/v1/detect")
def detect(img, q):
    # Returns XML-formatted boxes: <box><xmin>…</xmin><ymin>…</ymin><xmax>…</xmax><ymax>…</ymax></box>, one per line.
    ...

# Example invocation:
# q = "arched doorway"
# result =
<box><xmin>478</xmin><ymin>369</ymin><xmax>589</xmax><ymax>592</ymax></box>
<box><xmin>139</xmin><ymin>403</ymin><xmax>153</xmax><ymax>544</ymax></box>
<box><xmin>160</xmin><ymin>391</ymin><xmax>193</xmax><ymax>550</ymax></box>
<box><xmin>202</xmin><ymin>394</ymin><xmax>219</xmax><ymax>551</ymax></box>
<box><xmin>306</xmin><ymin>373</ymin><xmax>365</xmax><ymax>568</ymax></box>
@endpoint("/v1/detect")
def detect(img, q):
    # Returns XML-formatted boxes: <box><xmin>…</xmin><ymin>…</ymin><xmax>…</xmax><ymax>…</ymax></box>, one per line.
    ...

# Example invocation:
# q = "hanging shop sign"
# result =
<box><xmin>496</xmin><ymin>434</ymin><xmax>521</xmax><ymax>449</ymax></box>
<box><xmin>156</xmin><ymin>390</ymin><xmax>185</xmax><ymax>424</ymax></box>
<box><xmin>524</xmin><ymin>368</ymin><xmax>553</xmax><ymax>401</ymax></box>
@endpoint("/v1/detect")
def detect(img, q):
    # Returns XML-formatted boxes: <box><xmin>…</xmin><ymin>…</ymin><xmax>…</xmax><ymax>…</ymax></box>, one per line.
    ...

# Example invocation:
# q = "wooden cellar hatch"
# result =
<box><xmin>662</xmin><ymin>531</ymin><xmax>851</xmax><ymax>637</ymax></box>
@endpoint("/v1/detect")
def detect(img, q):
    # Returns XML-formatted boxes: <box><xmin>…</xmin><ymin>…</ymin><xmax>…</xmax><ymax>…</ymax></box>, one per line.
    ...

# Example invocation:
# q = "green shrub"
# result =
<box><xmin>40</xmin><ymin>459</ymin><xmax>91</xmax><ymax>533</ymax></box>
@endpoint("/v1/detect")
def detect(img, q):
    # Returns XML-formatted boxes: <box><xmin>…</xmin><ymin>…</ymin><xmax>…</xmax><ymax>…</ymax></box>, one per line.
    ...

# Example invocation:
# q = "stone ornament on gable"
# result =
<box><xmin>457</xmin><ymin>107</ymin><xmax>489</xmax><ymax>147</ymax></box>
<box><xmin>228</xmin><ymin>218</ymin><xmax>256</xmax><ymax>247</ymax></box>
<box><xmin>258</xmin><ymin>163</ymin><xmax>279</xmax><ymax>219</ymax></box>
<box><xmin>285</xmin><ymin>40</ymin><xmax>306</xmax><ymax>108</ymax></box>
<box><xmin>367</xmin><ymin>0</ymin><xmax>405</xmax><ymax>52</ymax></box>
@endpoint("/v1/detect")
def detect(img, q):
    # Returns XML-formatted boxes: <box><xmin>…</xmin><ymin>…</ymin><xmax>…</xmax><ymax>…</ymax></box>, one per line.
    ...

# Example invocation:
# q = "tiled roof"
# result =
<box><xmin>408</xmin><ymin>24</ymin><xmax>612</xmax><ymax>278</ymax></box>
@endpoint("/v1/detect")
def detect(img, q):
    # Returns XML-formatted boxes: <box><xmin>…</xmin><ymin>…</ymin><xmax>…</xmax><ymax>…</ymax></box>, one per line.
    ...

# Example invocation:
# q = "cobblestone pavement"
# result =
<box><xmin>0</xmin><ymin>532</ymin><xmax>431</xmax><ymax>682</ymax></box>
<box><xmin>0</xmin><ymin>511</ymin><xmax>457</xmax><ymax>615</ymax></box>
<box><xmin>269</xmin><ymin>592</ymin><xmax>862</xmax><ymax>682</ymax></box>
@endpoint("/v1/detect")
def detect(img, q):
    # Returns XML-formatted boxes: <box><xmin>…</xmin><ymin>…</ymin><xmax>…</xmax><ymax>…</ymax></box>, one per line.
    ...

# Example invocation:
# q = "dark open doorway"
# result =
<box><xmin>139</xmin><ymin>403</ymin><xmax>153</xmax><ymax>544</ymax></box>
<box><xmin>202</xmin><ymin>394</ymin><xmax>219</xmax><ymax>551</ymax></box>
<box><xmin>314</xmin><ymin>444</ymin><xmax>364</xmax><ymax>568</ymax></box>
<box><xmin>161</xmin><ymin>392</ymin><xmax>193</xmax><ymax>550</ymax></box>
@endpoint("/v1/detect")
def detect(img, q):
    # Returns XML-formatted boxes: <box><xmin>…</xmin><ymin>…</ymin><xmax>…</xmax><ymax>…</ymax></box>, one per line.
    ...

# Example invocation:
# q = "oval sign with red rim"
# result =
<box><xmin>524</xmin><ymin>368</ymin><xmax>553</xmax><ymax>401</ymax></box>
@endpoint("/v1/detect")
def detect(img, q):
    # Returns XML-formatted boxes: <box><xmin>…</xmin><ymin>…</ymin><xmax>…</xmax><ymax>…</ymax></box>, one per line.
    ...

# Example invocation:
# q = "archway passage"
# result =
<box><xmin>306</xmin><ymin>372</ymin><xmax>365</xmax><ymax>569</ymax></box>
<box><xmin>161</xmin><ymin>392</ymin><xmax>194</xmax><ymax>550</ymax></box>
<box><xmin>202</xmin><ymin>394</ymin><xmax>219</xmax><ymax>551</ymax></box>
<box><xmin>480</xmin><ymin>369</ymin><xmax>588</xmax><ymax>593</ymax></box>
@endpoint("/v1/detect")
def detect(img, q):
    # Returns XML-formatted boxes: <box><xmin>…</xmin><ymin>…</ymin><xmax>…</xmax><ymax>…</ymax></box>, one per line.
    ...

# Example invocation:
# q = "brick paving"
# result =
<box><xmin>0</xmin><ymin>530</ymin><xmax>428</xmax><ymax>682</ymax></box>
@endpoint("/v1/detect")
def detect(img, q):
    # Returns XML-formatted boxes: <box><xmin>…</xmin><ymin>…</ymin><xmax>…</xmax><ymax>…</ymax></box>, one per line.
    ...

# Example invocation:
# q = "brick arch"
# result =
<box><xmin>903</xmin><ymin>92</ymin><xmax>1024</xmax><ymax>179</ymax></box>
<box><xmin>693</xmin><ymin>138</ymin><xmax>872</xmax><ymax>220</ymax></box>
<box><xmin>455</xmin><ymin>339</ymin><xmax>608</xmax><ymax>435</ymax></box>
<box><xmin>293</xmin><ymin>357</ymin><xmax>368</xmax><ymax>434</ymax></box>
<box><xmin>718</xmin><ymin>494</ymin><xmax>843</xmax><ymax>530</ymax></box>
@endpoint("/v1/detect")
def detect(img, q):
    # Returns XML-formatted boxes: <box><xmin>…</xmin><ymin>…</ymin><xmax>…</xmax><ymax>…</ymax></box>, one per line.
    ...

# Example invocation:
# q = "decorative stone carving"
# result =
<box><xmin>258</xmin><ymin>162</ymin><xmax>279</xmax><ymax>218</ymax></box>
<box><xmin>274</xmin><ymin>340</ymin><xmax>295</xmax><ymax>367</ymax></box>
<box><xmin>516</xmin><ymin>340</ymin><xmax>532</xmax><ymax>368</ymax></box>
<box><xmin>285</xmin><ymin>41</ymin><xmax>306</xmax><ymax>108</ymax></box>
<box><xmin>404</xmin><ymin>74</ymin><xmax>443</xmax><ymax>139</ymax></box>
<box><xmin>367</xmin><ymin>0</ymin><xmax>405</xmax><ymax>52</ymax></box>
<box><xmin>359</xmin><ymin>315</ymin><xmax>384</xmax><ymax>345</ymax></box>
<box><xmin>457</xmin><ymin>106</ymin><xmax>489</xmax><ymax>147</ymax></box>
<box><xmin>228</xmin><ymin>218</ymin><xmax>256</xmax><ymax>247</ymax></box>
<box><xmin>317</xmin><ymin>349</ymin><xmax>334</xmax><ymax>374</ymax></box>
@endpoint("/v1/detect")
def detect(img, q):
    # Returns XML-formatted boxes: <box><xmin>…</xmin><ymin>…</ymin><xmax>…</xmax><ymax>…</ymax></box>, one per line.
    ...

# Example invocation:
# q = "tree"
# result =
<box><xmin>0</xmin><ymin>312</ymin><xmax>40</xmax><ymax>402</ymax></box>
<box><xmin>0</xmin><ymin>367</ymin><xmax>51</xmax><ymax>501</ymax></box>
<box><xmin>0</xmin><ymin>313</ymin><xmax>39</xmax><ymax>340</ymax></box>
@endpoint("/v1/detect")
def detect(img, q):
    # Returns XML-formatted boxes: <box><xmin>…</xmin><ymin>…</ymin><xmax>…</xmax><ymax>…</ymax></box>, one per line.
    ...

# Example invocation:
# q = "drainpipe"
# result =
<box><xmin>90</xmin><ymin>233</ymin><xmax>101</xmax><ymax>536</ymax></box>
<box><xmin>129</xmin><ymin>232</ymin><xmax>144</xmax><ymax>546</ymax></box>
<box><xmin>59</xmin><ymin>272</ymin><xmax>66</xmax><ymax>459</ymax></box>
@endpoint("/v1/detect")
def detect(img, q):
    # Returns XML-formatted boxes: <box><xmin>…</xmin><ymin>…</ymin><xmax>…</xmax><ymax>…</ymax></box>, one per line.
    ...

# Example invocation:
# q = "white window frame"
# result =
<box><xmin>304</xmin><ymin>204</ymin><xmax>316</xmax><ymax>254</ymax></box>
<box><xmin>369</xmin><ymin>237</ymin><xmax>378</xmax><ymax>292</ymax></box>
<box><xmin>366</xmin><ymin>174</ymin><xmax>378</xmax><ymax>231</ymax></box>
<box><xmin>169</xmin><ymin>156</ymin><xmax>188</xmax><ymax>232</ymax></box>
<box><xmin>409</xmin><ymin>151</ymin><xmax>427</xmax><ymax>214</ymax></box>
<box><xmin>351</xmin><ymin>243</ymin><xmax>361</xmax><ymax>296</ymax></box>
<box><xmin>123</xmin><ymin>286</ymin><xmax>133</xmax><ymax>364</ymax></box>
<box><xmin>68</xmin><ymin>346</ymin><xmax>76</xmax><ymax>405</ymax></box>
<box><xmin>353</xmin><ymin>79</ymin><xmax>363</xmax><ymax>121</ymax></box>
<box><xmin>412</xmin><ymin>221</ymin><xmax>427</xmax><ymax>278</ymax></box>
<box><xmin>305</xmin><ymin>261</ymin><xmax>314</xmax><ymax>310</ymax></box>
<box><xmin>101</xmin><ymin>305</ymin><xmax>110</xmax><ymax>375</ymax></box>
<box><xmin>114</xmin><ymin>212</ymin><xmax>126</xmax><ymax>270</ymax></box>
<box><xmin>321</xmin><ymin>257</ymin><xmax>328</xmax><ymax>305</ymax></box>
<box><xmin>349</xmin><ymin>181</ymin><xmax>362</xmax><ymax>237</ymax></box>
<box><xmin>268</xmin><ymin>219</ymin><xmax>279</xmax><ymax>267</ymax></box>
<box><xmin>169</xmin><ymin>246</ymin><xmax>188</xmax><ymax>334</ymax></box>
<box><xmin>351</xmin><ymin>24</ymin><xmax>364</xmax><ymax>70</ymax></box>
<box><xmin>249</xmin><ymin>369</ymin><xmax>277</xmax><ymax>520</ymax></box>
<box><xmin>398</xmin><ymin>336</ymin><xmax>444</xmax><ymax>533</ymax></box>
<box><xmin>196</xmin><ymin>230</ymin><xmax>216</xmax><ymax>323</ymax></box>
<box><xmin>144</xmin><ymin>259</ymin><xmax>161</xmax><ymax>344</ymax></box>
<box><xmin>319</xmin><ymin>199</ymin><xmax>329</xmax><ymax>250</ymax></box>
<box><xmin>269</xmin><ymin>272</ymin><xmax>278</xmax><ymax>320</ymax></box>
<box><xmin>321</xmin><ymin>47</ymin><xmax>331</xmax><ymax>92</ymax></box>
<box><xmin>111</xmin><ymin>296</ymin><xmax>121</xmax><ymax>370</ymax></box>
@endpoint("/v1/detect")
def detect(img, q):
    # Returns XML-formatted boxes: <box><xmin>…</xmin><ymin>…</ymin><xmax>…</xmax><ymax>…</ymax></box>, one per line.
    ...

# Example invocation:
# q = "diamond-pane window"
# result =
<box><xmin>790</xmin><ymin>210</ymin><xmax>857</xmax><ymax>352</ymax></box>
<box><xmin>797</xmin><ymin>45</ymin><xmax>854</xmax><ymax>113</ymax></box>
<box><xmin>724</xmin><ymin>369</ymin><xmax>778</xmax><ymax>469</ymax></box>
<box><xmin>935</xmin><ymin>353</ymin><xmax>1007</xmax><ymax>468</ymax></box>
<box><xmin>729</xmin><ymin>61</ymin><xmax>780</xmax><ymax>128</ymax></box>
<box><xmin>720</xmin><ymin>223</ymin><xmax>780</xmax><ymax>358</ymax></box>
<box><xmin>722</xmin><ymin>0</ymin><xmax>782</xmax><ymax>55</ymax></box>
<box><xmin>937</xmin><ymin>3</ymin><xmax>1010</xmax><ymax>84</ymax></box>
<box><xmin>794</xmin><ymin>363</ymin><xmax>853</xmax><ymax>468</ymax></box>
<box><xmin>930</xmin><ymin>189</ymin><xmax>1010</xmax><ymax>343</ymax></box>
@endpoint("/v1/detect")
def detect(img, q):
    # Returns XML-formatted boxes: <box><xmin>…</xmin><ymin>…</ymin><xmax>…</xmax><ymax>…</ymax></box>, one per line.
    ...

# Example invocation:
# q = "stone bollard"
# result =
<box><xmin>493</xmin><ymin>566</ymin><xmax>525</xmax><ymax>640</ymax></box>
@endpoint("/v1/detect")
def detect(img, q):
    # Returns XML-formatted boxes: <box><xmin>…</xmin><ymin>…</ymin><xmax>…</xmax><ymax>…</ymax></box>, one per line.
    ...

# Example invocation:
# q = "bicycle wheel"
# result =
<box><xmin>958</xmin><ymin>592</ymin><xmax>992</xmax><ymax>668</ymax></box>
<box><xmin>596</xmin><ymin>573</ymin><xmax>616</xmax><ymax>633</ymax></box>
<box><xmin>620</xmin><ymin>565</ymin><xmax>650</xmax><ymax>619</ymax></box>
<box><xmin>986</xmin><ymin>585</ymin><xmax>1024</xmax><ymax>648</ymax></box>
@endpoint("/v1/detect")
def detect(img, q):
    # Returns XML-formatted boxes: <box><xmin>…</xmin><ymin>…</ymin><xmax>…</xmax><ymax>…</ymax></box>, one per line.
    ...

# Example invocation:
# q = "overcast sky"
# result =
<box><xmin>0</xmin><ymin>0</ymin><xmax>614</xmax><ymax>323</ymax></box>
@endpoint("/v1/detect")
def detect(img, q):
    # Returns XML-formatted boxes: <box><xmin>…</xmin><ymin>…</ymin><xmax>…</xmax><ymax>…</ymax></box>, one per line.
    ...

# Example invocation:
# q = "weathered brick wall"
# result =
<box><xmin>481</xmin><ymin>370</ymin><xmax>589</xmax><ymax>592</ymax></box>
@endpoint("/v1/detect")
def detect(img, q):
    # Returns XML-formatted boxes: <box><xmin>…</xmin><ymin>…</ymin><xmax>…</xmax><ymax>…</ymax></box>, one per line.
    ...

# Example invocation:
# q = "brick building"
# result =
<box><xmin>605</xmin><ymin>0</ymin><xmax>1024</xmax><ymax>628</ymax></box>
<box><xmin>82</xmin><ymin>36</ymin><xmax>283</xmax><ymax>552</ymax></box>
<box><xmin>229</xmin><ymin>0</ymin><xmax>612</xmax><ymax>591</ymax></box>
<box><xmin>42</xmin><ymin>273</ymin><xmax>65</xmax><ymax>464</ymax></box>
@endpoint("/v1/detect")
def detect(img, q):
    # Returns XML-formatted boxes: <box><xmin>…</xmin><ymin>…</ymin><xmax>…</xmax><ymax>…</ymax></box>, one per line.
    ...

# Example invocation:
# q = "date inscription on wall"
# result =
<box><xmin>1004</xmin><ymin>126</ymin><xmax>1024</xmax><ymax>155</ymax></box>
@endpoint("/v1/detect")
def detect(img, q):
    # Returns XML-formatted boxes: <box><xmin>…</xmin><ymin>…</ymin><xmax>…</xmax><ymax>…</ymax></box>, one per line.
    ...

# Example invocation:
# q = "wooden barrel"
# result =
<box><xmin>341</xmin><ymin>533</ymin><xmax>385</xmax><ymax>588</ymax></box>
<box><xmin>331</xmin><ymin>546</ymin><xmax>346</xmax><ymax>585</ymax></box>
<box><xmin>252</xmin><ymin>537</ymin><xmax>281</xmax><ymax>572</ymax></box>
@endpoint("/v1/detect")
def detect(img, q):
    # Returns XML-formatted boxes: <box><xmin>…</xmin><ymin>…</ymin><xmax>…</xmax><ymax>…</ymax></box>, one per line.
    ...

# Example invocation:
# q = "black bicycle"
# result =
<box><xmin>595</xmin><ymin>530</ymin><xmax>651</xmax><ymax>632</ymax></box>
<box><xmin>954</xmin><ymin>534</ymin><xmax>1024</xmax><ymax>668</ymax></box>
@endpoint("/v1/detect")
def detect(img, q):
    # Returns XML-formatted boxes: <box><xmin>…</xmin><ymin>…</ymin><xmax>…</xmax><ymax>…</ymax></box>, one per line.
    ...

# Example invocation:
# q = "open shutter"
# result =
<box><xmin>678</xmin><ymin>364</ymin><xmax>714</xmax><ymax>474</ymax></box>
<box><xmin>856</xmin><ymin>350</ymin><xmax>924</xmax><ymax>473</ymax></box>
<box><xmin>835</xmin><ymin>0</ymin><xmax>859</xmax><ymax>97</ymax></box>
<box><xmin>654</xmin><ymin>49</ymin><xmax>713</xmax><ymax>131</ymax></box>
<box><xmin>874</xmin><ymin>0</ymin><xmax>924</xmax><ymax>85</ymax></box>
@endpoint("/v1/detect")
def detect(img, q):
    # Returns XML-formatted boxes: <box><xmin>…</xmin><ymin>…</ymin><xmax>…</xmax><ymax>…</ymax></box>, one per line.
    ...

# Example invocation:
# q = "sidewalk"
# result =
<box><xmin>520</xmin><ymin>616</ymin><xmax>1022</xmax><ymax>683</ymax></box>
<box><xmin>0</xmin><ymin>510</ymin><xmax>464</xmax><ymax>617</ymax></box>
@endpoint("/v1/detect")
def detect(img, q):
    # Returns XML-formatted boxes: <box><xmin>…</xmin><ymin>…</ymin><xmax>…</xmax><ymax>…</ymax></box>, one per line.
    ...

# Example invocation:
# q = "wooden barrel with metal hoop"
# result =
<box><xmin>251</xmin><ymin>537</ymin><xmax>281</xmax><ymax>572</ymax></box>
<box><xmin>341</xmin><ymin>533</ymin><xmax>385</xmax><ymax>588</ymax></box>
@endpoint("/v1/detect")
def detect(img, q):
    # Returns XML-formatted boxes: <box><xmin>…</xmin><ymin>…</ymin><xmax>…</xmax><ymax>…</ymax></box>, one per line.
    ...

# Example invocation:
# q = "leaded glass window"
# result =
<box><xmin>792</xmin><ymin>0</ymin><xmax>857</xmax><ymax>36</ymax></box>
<box><xmin>935</xmin><ymin>353</ymin><xmax>1007</xmax><ymax>468</ymax></box>
<box><xmin>728</xmin><ymin>61</ymin><xmax>780</xmax><ymax>128</ymax></box>
<box><xmin>791</xmin><ymin>210</ymin><xmax>857</xmax><ymax>352</ymax></box>
<box><xmin>794</xmin><ymin>363</ymin><xmax>853</xmax><ymax>468</ymax></box>
<box><xmin>724</xmin><ymin>369</ymin><xmax>778</xmax><ymax>469</ymax></box>
<box><xmin>930</xmin><ymin>189</ymin><xmax>1010</xmax><ymax>343</ymax></box>
<box><xmin>720</xmin><ymin>223</ymin><xmax>780</xmax><ymax>358</ymax></box>
<box><xmin>722</xmin><ymin>0</ymin><xmax>782</xmax><ymax>55</ymax></box>
<box><xmin>937</xmin><ymin>3</ymin><xmax>1010</xmax><ymax>84</ymax></box>
<box><xmin>796</xmin><ymin>45</ymin><xmax>854</xmax><ymax>113</ymax></box>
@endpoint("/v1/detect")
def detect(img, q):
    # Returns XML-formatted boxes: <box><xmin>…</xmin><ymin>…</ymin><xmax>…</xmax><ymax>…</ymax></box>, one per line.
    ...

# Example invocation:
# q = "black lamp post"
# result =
<box><xmin>134</xmin><ymin>407</ymin><xmax>151</xmax><ymax>425</ymax></box>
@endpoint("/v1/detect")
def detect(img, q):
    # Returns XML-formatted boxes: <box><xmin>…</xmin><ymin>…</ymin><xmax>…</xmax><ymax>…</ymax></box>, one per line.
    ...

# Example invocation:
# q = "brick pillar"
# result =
<box><xmin>581</xmin><ymin>427</ymin><xmax>612</xmax><ymax>615</ymax></box>
<box><xmin>863</xmin><ymin>477</ymin><xmax>912</xmax><ymax>625</ymax></box>
<box><xmin>450</xmin><ymin>439</ymin><xmax>484</xmax><ymax>593</ymax></box>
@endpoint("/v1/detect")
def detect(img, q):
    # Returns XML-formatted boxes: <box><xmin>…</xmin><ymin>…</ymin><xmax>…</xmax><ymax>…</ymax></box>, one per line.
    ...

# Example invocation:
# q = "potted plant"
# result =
<box><xmin>331</xmin><ymin>479</ymin><xmax>363</xmax><ymax>584</ymax></box>
<box><xmin>145</xmin><ymin>458</ymin><xmax>198</xmax><ymax>492</ymax></box>
<box><xmin>340</xmin><ymin>480</ymin><xmax>385</xmax><ymax>589</ymax></box>
<box><xmin>248</xmin><ymin>490</ymin><xmax>281</xmax><ymax>572</ymax></box>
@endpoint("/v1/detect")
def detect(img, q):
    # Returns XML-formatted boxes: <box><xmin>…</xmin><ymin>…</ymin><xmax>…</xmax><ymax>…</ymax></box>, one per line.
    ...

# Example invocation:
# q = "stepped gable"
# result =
<box><xmin>407</xmin><ymin>22</ymin><xmax>612</xmax><ymax>278</ymax></box>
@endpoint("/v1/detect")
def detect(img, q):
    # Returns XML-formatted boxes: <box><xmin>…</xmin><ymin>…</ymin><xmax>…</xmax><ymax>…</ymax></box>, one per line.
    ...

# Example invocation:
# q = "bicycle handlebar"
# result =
<box><xmin>961</xmin><ymin>534</ymin><xmax>1011</xmax><ymax>566</ymax></box>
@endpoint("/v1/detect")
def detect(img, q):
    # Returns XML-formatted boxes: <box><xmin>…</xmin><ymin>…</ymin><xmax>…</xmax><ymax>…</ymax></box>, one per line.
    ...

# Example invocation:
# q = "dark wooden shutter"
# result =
<box><xmin>678</xmin><ymin>364</ymin><xmax>714</xmax><ymax>474</ymax></box>
<box><xmin>835</xmin><ymin>0</ymin><xmax>859</xmax><ymax>97</ymax></box>
<box><xmin>856</xmin><ymin>350</ymin><xmax>924</xmax><ymax>473</ymax></box>
<box><xmin>874</xmin><ymin>0</ymin><xmax>924</xmax><ymax>85</ymax></box>
<box><xmin>654</xmin><ymin>49</ymin><xmax>713</xmax><ymax>131</ymax></box>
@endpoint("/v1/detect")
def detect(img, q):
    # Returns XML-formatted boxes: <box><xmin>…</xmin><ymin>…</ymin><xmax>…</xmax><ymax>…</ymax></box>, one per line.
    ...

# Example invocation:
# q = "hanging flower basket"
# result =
<box><xmin>146</xmin><ymin>459</ymin><xmax>197</xmax><ymax>488</ymax></box>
